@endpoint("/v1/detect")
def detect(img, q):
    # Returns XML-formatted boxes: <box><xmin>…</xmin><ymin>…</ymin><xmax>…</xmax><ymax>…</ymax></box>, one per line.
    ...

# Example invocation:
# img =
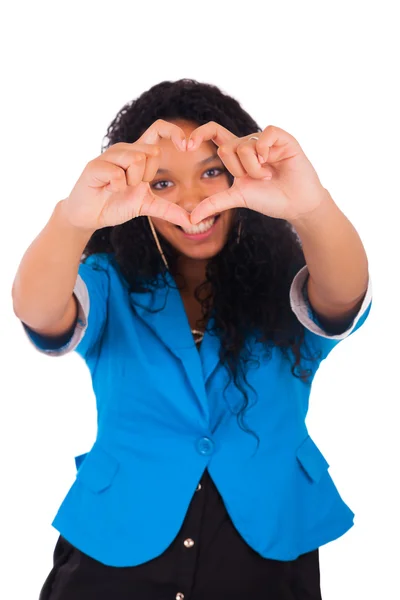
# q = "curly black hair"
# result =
<box><xmin>82</xmin><ymin>78</ymin><xmax>321</xmax><ymax>444</ymax></box>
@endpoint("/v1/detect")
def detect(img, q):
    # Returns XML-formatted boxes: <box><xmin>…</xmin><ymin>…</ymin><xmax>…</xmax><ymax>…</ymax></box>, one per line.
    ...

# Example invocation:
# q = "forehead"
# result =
<box><xmin>167</xmin><ymin>118</ymin><xmax>199</xmax><ymax>134</ymax></box>
<box><xmin>156</xmin><ymin>118</ymin><xmax>216</xmax><ymax>156</ymax></box>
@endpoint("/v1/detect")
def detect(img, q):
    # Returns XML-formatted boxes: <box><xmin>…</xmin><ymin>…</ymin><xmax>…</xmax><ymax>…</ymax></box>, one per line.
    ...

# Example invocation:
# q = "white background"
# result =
<box><xmin>1</xmin><ymin>1</ymin><xmax>399</xmax><ymax>598</ymax></box>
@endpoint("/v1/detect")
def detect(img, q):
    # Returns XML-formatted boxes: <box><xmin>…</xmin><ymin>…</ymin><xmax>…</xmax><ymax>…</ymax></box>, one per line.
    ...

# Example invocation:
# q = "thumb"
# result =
<box><xmin>190</xmin><ymin>188</ymin><xmax>242</xmax><ymax>224</ymax></box>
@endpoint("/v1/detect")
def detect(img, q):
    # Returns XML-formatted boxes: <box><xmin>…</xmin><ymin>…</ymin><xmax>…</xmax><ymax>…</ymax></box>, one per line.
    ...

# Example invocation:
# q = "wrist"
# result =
<box><xmin>56</xmin><ymin>199</ymin><xmax>97</xmax><ymax>237</ymax></box>
<box><xmin>287</xmin><ymin>188</ymin><xmax>334</xmax><ymax>229</ymax></box>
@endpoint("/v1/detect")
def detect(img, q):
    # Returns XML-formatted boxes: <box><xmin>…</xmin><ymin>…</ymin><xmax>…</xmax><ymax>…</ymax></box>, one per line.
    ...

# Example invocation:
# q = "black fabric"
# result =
<box><xmin>39</xmin><ymin>469</ymin><xmax>322</xmax><ymax>600</ymax></box>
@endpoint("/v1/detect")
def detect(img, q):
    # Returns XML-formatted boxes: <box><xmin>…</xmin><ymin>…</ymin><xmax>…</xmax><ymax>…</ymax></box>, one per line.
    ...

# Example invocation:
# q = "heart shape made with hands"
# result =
<box><xmin>139</xmin><ymin>119</ymin><xmax>327</xmax><ymax>227</ymax></box>
<box><xmin>137</xmin><ymin>119</ymin><xmax>272</xmax><ymax>228</ymax></box>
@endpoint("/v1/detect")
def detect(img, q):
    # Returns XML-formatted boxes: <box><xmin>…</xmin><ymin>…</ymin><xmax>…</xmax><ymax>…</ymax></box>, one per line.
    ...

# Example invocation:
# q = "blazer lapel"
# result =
<box><xmin>199</xmin><ymin>317</ymin><xmax>221</xmax><ymax>384</ymax></box>
<box><xmin>129</xmin><ymin>276</ymin><xmax>210</xmax><ymax>422</ymax></box>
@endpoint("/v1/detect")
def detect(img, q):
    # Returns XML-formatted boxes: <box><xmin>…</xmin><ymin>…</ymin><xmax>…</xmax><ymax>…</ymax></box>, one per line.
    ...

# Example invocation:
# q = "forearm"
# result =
<box><xmin>12</xmin><ymin>199</ymin><xmax>96</xmax><ymax>328</ymax></box>
<box><xmin>289</xmin><ymin>189</ymin><xmax>369</xmax><ymax>305</ymax></box>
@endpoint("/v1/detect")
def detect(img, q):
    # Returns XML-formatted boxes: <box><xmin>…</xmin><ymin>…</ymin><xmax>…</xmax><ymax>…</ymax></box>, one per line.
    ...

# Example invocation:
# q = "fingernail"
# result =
<box><xmin>187</xmin><ymin>139</ymin><xmax>194</xmax><ymax>150</ymax></box>
<box><xmin>257</xmin><ymin>153</ymin><xmax>265</xmax><ymax>164</ymax></box>
<box><xmin>181</xmin><ymin>139</ymin><xmax>187</xmax><ymax>150</ymax></box>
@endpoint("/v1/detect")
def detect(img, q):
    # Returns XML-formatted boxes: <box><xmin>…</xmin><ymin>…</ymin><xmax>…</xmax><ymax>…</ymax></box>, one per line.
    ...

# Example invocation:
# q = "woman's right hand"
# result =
<box><xmin>62</xmin><ymin>120</ymin><xmax>191</xmax><ymax>231</ymax></box>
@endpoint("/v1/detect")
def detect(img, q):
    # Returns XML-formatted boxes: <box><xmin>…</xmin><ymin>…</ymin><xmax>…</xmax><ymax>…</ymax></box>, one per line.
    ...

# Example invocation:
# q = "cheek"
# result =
<box><xmin>150</xmin><ymin>218</ymin><xmax>176</xmax><ymax>240</ymax></box>
<box><xmin>222</xmin><ymin>210</ymin><xmax>235</xmax><ymax>230</ymax></box>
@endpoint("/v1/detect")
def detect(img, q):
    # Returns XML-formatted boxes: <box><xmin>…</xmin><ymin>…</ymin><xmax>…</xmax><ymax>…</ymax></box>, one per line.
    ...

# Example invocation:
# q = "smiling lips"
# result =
<box><xmin>179</xmin><ymin>214</ymin><xmax>220</xmax><ymax>238</ymax></box>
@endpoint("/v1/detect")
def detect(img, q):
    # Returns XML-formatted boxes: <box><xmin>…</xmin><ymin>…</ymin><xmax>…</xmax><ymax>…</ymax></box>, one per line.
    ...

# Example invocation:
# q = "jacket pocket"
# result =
<box><xmin>74</xmin><ymin>442</ymin><xmax>119</xmax><ymax>493</ymax></box>
<box><xmin>296</xmin><ymin>435</ymin><xmax>330</xmax><ymax>483</ymax></box>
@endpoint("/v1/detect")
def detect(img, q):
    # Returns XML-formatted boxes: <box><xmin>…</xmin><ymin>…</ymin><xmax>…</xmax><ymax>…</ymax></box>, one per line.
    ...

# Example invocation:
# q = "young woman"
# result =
<box><xmin>12</xmin><ymin>78</ymin><xmax>372</xmax><ymax>600</ymax></box>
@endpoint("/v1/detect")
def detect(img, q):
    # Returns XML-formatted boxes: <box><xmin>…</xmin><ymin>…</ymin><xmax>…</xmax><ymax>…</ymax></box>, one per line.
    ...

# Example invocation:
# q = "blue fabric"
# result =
<box><xmin>24</xmin><ymin>253</ymin><xmax>372</xmax><ymax>567</ymax></box>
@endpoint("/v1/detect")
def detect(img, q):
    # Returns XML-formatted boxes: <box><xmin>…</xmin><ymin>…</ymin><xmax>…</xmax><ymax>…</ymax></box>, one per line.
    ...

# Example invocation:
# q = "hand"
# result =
<box><xmin>188</xmin><ymin>122</ymin><xmax>330</xmax><ymax>224</ymax></box>
<box><xmin>63</xmin><ymin>120</ymin><xmax>192</xmax><ymax>232</ymax></box>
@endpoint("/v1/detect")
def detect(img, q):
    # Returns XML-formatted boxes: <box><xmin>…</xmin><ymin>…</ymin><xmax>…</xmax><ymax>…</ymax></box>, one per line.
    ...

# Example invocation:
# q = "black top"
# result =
<box><xmin>39</xmin><ymin>469</ymin><xmax>322</xmax><ymax>600</ymax></box>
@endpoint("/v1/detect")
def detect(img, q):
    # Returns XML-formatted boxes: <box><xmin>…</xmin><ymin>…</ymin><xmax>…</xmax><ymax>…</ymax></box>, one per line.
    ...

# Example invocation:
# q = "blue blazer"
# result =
<box><xmin>22</xmin><ymin>253</ymin><xmax>373</xmax><ymax>567</ymax></box>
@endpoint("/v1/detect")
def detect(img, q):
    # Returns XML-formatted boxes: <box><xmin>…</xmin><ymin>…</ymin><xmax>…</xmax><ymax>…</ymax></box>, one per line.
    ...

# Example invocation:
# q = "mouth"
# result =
<box><xmin>177</xmin><ymin>214</ymin><xmax>221</xmax><ymax>240</ymax></box>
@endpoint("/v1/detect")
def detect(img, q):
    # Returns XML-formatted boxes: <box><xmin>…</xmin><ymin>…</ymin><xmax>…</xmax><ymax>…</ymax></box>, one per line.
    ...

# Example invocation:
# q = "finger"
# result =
<box><xmin>190</xmin><ymin>188</ymin><xmax>244</xmax><ymax>224</ymax></box>
<box><xmin>255</xmin><ymin>125</ymin><xmax>300</xmax><ymax>165</ymax></box>
<box><xmin>187</xmin><ymin>121</ymin><xmax>237</xmax><ymax>152</ymax></box>
<box><xmin>100</xmin><ymin>142</ymin><xmax>160</xmax><ymax>171</ymax></box>
<box><xmin>126</xmin><ymin>143</ymin><xmax>161</xmax><ymax>181</ymax></box>
<box><xmin>138</xmin><ymin>193</ymin><xmax>192</xmax><ymax>228</ymax></box>
<box><xmin>98</xmin><ymin>143</ymin><xmax>160</xmax><ymax>187</ymax></box>
<box><xmin>125</xmin><ymin>153</ymin><xmax>147</xmax><ymax>186</ymax></box>
<box><xmin>85</xmin><ymin>159</ymin><xmax>128</xmax><ymax>193</ymax></box>
<box><xmin>217</xmin><ymin>143</ymin><xmax>247</xmax><ymax>178</ymax></box>
<box><xmin>138</xmin><ymin>119</ymin><xmax>187</xmax><ymax>152</ymax></box>
<box><xmin>236</xmin><ymin>138</ymin><xmax>274</xmax><ymax>179</ymax></box>
<box><xmin>142</xmin><ymin>147</ymin><xmax>161</xmax><ymax>182</ymax></box>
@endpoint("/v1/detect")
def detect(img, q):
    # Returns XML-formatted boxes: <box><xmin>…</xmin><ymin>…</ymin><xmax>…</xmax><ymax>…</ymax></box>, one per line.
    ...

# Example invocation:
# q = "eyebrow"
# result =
<box><xmin>155</xmin><ymin>153</ymin><xmax>221</xmax><ymax>176</ymax></box>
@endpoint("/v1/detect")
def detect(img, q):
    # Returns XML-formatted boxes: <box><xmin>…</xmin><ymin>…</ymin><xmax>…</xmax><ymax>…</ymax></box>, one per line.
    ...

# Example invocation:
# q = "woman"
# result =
<box><xmin>12</xmin><ymin>78</ymin><xmax>372</xmax><ymax>599</ymax></box>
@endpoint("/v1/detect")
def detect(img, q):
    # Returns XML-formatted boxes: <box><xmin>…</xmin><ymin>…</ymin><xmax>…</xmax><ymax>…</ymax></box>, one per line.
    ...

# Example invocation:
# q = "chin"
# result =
<box><xmin>176</xmin><ymin>241</ymin><xmax>227</xmax><ymax>261</ymax></box>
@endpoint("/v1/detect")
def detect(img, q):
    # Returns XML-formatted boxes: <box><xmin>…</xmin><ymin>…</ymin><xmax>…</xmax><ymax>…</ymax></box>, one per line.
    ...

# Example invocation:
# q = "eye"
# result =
<box><xmin>203</xmin><ymin>167</ymin><xmax>225</xmax><ymax>178</ymax></box>
<box><xmin>151</xmin><ymin>167</ymin><xmax>226</xmax><ymax>191</ymax></box>
<box><xmin>152</xmin><ymin>180</ymin><xmax>172</xmax><ymax>191</ymax></box>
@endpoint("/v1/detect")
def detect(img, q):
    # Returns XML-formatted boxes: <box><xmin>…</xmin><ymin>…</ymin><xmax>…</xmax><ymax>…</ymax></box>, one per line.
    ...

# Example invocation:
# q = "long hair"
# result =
<box><xmin>82</xmin><ymin>78</ymin><xmax>320</xmax><ymax>444</ymax></box>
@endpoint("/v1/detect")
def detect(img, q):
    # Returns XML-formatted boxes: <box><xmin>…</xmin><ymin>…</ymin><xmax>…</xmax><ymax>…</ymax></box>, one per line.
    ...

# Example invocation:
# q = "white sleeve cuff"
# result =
<box><xmin>21</xmin><ymin>274</ymin><xmax>90</xmax><ymax>356</ymax></box>
<box><xmin>289</xmin><ymin>265</ymin><xmax>373</xmax><ymax>339</ymax></box>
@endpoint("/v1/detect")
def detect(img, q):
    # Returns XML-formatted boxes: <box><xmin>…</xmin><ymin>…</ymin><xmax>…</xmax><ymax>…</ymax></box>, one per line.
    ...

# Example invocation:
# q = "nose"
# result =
<box><xmin>177</xmin><ymin>186</ymin><xmax>208</xmax><ymax>215</ymax></box>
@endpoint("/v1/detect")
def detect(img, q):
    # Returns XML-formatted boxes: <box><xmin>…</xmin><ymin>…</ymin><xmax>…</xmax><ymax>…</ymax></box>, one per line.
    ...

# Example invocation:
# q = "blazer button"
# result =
<box><xmin>176</xmin><ymin>594</ymin><xmax>185</xmax><ymax>600</ymax></box>
<box><xmin>196</xmin><ymin>437</ymin><xmax>215</xmax><ymax>456</ymax></box>
<box><xmin>184</xmin><ymin>538</ymin><xmax>195</xmax><ymax>548</ymax></box>
<box><xmin>196</xmin><ymin>483</ymin><xmax>202</xmax><ymax>491</ymax></box>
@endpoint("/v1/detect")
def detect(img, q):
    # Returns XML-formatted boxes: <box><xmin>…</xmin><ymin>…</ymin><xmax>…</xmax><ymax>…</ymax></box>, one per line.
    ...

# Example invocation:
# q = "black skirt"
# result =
<box><xmin>39</xmin><ymin>469</ymin><xmax>322</xmax><ymax>600</ymax></box>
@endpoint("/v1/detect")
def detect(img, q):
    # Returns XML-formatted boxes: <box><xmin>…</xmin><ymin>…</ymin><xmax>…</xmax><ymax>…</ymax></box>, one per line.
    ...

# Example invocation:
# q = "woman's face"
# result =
<box><xmin>149</xmin><ymin>119</ymin><xmax>235</xmax><ymax>261</ymax></box>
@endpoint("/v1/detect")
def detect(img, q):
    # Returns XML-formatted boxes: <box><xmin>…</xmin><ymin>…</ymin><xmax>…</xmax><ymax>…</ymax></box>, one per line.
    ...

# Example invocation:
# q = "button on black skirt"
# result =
<box><xmin>39</xmin><ymin>469</ymin><xmax>322</xmax><ymax>600</ymax></box>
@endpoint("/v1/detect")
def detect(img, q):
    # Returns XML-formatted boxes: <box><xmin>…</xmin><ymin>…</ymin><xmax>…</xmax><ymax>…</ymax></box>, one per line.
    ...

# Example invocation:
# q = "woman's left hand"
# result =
<box><xmin>188</xmin><ymin>122</ymin><xmax>330</xmax><ymax>224</ymax></box>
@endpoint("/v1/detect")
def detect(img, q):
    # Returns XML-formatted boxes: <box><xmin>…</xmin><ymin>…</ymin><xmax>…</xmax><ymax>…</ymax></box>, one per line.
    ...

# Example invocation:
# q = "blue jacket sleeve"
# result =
<box><xmin>290</xmin><ymin>264</ymin><xmax>373</xmax><ymax>362</ymax></box>
<box><xmin>20</xmin><ymin>253</ymin><xmax>110</xmax><ymax>360</ymax></box>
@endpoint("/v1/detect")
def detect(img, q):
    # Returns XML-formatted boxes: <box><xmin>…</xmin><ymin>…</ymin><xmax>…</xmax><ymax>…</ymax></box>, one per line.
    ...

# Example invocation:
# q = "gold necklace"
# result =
<box><xmin>191</xmin><ymin>329</ymin><xmax>204</xmax><ymax>344</ymax></box>
<box><xmin>147</xmin><ymin>217</ymin><xmax>205</xmax><ymax>345</ymax></box>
